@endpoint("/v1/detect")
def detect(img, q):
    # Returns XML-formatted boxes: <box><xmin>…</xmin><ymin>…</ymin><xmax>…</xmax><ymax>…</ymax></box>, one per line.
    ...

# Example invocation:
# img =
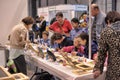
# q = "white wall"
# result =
<box><xmin>0</xmin><ymin>0</ymin><xmax>28</xmax><ymax>45</ymax></box>
<box><xmin>117</xmin><ymin>0</ymin><xmax>120</xmax><ymax>12</ymax></box>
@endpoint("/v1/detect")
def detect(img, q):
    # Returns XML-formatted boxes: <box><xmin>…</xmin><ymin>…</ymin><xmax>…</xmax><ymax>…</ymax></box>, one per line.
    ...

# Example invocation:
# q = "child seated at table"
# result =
<box><xmin>50</xmin><ymin>32</ymin><xmax>73</xmax><ymax>50</ymax></box>
<box><xmin>38</xmin><ymin>31</ymin><xmax>50</xmax><ymax>47</ymax></box>
<box><xmin>62</xmin><ymin>37</ymin><xmax>84</xmax><ymax>56</ymax></box>
<box><xmin>78</xmin><ymin>32</ymin><xmax>98</xmax><ymax>59</ymax></box>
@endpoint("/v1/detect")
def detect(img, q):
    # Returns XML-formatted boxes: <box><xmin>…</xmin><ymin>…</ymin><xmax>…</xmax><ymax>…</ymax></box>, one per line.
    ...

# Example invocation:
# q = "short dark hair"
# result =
<box><xmin>105</xmin><ymin>11</ymin><xmax>120</xmax><ymax>24</ymax></box>
<box><xmin>55</xmin><ymin>12</ymin><xmax>63</xmax><ymax>17</ymax></box>
<box><xmin>71</xmin><ymin>18</ymin><xmax>79</xmax><ymax>24</ymax></box>
<box><xmin>78</xmin><ymin>32</ymin><xmax>89</xmax><ymax>45</ymax></box>
<box><xmin>22</xmin><ymin>16</ymin><xmax>34</xmax><ymax>25</ymax></box>
<box><xmin>92</xmin><ymin>4</ymin><xmax>99</xmax><ymax>10</ymax></box>
<box><xmin>42</xmin><ymin>31</ymin><xmax>49</xmax><ymax>36</ymax></box>
<box><xmin>50</xmin><ymin>32</ymin><xmax>63</xmax><ymax>45</ymax></box>
<box><xmin>52</xmin><ymin>33</ymin><xmax>63</xmax><ymax>40</ymax></box>
<box><xmin>80</xmin><ymin>12</ymin><xmax>87</xmax><ymax>17</ymax></box>
<box><xmin>94</xmin><ymin>6</ymin><xmax>99</xmax><ymax>10</ymax></box>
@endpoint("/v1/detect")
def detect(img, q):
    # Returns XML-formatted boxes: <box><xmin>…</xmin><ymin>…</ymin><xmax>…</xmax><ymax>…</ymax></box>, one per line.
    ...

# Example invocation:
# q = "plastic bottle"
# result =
<box><xmin>37</xmin><ymin>36</ymin><xmax>41</xmax><ymax>47</ymax></box>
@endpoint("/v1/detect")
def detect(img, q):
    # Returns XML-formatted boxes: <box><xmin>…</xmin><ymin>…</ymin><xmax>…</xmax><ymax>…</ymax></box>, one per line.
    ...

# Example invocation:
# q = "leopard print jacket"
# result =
<box><xmin>94</xmin><ymin>21</ymin><xmax>120</xmax><ymax>80</ymax></box>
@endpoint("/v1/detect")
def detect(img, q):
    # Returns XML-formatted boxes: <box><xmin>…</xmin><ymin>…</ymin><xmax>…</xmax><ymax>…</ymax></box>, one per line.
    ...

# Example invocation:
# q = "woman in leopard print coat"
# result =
<box><xmin>93</xmin><ymin>11</ymin><xmax>120</xmax><ymax>80</ymax></box>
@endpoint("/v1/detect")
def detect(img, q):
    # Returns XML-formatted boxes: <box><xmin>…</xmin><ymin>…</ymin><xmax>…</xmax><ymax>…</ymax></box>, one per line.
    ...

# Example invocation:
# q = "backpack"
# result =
<box><xmin>31</xmin><ymin>71</ymin><xmax>54</xmax><ymax>80</ymax></box>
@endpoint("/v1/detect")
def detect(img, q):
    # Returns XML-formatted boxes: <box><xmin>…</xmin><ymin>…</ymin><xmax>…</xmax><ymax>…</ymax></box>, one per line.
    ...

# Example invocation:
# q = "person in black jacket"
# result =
<box><xmin>39</xmin><ymin>15</ymin><xmax>46</xmax><ymax>38</ymax></box>
<box><xmin>32</xmin><ymin>16</ymin><xmax>40</xmax><ymax>39</ymax></box>
<box><xmin>51</xmin><ymin>32</ymin><xmax>73</xmax><ymax>50</ymax></box>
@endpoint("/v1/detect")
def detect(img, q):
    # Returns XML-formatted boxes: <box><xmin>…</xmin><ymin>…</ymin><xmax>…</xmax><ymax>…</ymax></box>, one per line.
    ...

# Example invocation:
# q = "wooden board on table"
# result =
<box><xmin>0</xmin><ymin>66</ymin><xmax>14</xmax><ymax>80</ymax></box>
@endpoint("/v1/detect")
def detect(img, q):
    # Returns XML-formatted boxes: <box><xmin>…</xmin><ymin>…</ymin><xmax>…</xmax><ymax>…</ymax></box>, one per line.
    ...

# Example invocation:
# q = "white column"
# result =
<box><xmin>89</xmin><ymin>0</ymin><xmax>92</xmax><ymax>59</ymax></box>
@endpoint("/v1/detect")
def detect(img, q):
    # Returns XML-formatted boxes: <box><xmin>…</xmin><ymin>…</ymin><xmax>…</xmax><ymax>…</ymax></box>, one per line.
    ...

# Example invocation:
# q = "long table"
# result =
<box><xmin>25</xmin><ymin>53</ymin><xmax>105</xmax><ymax>80</ymax></box>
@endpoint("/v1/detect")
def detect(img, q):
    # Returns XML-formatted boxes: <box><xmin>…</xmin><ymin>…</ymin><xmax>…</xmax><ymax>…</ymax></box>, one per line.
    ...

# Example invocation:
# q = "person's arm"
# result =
<box><xmin>91</xmin><ymin>42</ymin><xmax>98</xmax><ymax>59</ymax></box>
<box><xmin>49</xmin><ymin>22</ymin><xmax>56</xmax><ymax>30</ymax></box>
<box><xmin>67</xmin><ymin>20</ymin><xmax>72</xmax><ymax>31</ymax></box>
<box><xmin>93</xmin><ymin>29</ymin><xmax>109</xmax><ymax>78</ymax></box>
<box><xmin>49</xmin><ymin>22</ymin><xmax>57</xmax><ymax>33</ymax></box>
<box><xmin>64</xmin><ymin>20</ymin><xmax>72</xmax><ymax>37</ymax></box>
<box><xmin>76</xmin><ymin>46</ymin><xmax>84</xmax><ymax>56</ymax></box>
<box><xmin>47</xmin><ymin>39</ymin><xmax>51</xmax><ymax>47</ymax></box>
<box><xmin>76</xmin><ymin>52</ymin><xmax>84</xmax><ymax>56</ymax></box>
<box><xmin>62</xmin><ymin>46</ymin><xmax>74</xmax><ymax>53</ymax></box>
<box><xmin>18</xmin><ymin>29</ymin><xmax>28</xmax><ymax>47</ymax></box>
<box><xmin>69</xmin><ymin>30</ymin><xmax>73</xmax><ymax>39</ymax></box>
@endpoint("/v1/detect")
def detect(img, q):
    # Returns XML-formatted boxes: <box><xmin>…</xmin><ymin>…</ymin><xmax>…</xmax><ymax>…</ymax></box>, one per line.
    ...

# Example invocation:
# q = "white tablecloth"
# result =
<box><xmin>25</xmin><ymin>53</ymin><xmax>105</xmax><ymax>80</ymax></box>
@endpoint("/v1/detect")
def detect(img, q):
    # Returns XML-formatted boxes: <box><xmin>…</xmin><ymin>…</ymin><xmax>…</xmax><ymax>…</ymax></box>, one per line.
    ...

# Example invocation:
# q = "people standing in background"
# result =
<box><xmin>70</xmin><ymin>18</ymin><xmax>88</xmax><ymax>40</ymax></box>
<box><xmin>91</xmin><ymin>4</ymin><xmax>106</xmax><ymax>44</ymax></box>
<box><xmin>9</xmin><ymin>16</ymin><xmax>34</xmax><ymax>74</ymax></box>
<box><xmin>93</xmin><ymin>11</ymin><xmax>120</xmax><ymax>80</ymax></box>
<box><xmin>49</xmin><ymin>12</ymin><xmax>72</xmax><ymax>37</ymax></box>
<box><xmin>32</xmin><ymin>16</ymin><xmax>40</xmax><ymax>39</ymax></box>
<box><xmin>39</xmin><ymin>15</ymin><xmax>46</xmax><ymax>38</ymax></box>
<box><xmin>79</xmin><ymin>12</ymin><xmax>88</xmax><ymax>28</ymax></box>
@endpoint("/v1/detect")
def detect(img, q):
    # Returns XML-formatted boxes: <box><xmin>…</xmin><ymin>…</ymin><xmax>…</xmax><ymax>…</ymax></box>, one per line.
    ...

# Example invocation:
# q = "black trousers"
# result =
<box><xmin>13</xmin><ymin>55</ymin><xmax>27</xmax><ymax>75</ymax></box>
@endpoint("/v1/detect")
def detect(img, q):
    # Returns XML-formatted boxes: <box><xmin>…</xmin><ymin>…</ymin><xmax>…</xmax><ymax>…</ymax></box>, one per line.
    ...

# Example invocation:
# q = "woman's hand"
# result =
<box><xmin>71</xmin><ymin>51</ymin><xmax>77</xmax><ymax>56</ymax></box>
<box><xmin>93</xmin><ymin>69</ymin><xmax>101</xmax><ymax>79</ymax></box>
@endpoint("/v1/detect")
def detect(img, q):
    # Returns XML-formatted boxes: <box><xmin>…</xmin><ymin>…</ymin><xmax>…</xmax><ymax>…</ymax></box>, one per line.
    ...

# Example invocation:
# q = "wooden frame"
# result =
<box><xmin>0</xmin><ymin>66</ymin><xmax>14</xmax><ymax>80</ymax></box>
<box><xmin>12</xmin><ymin>73</ymin><xmax>29</xmax><ymax>80</ymax></box>
<box><xmin>0</xmin><ymin>66</ymin><xmax>29</xmax><ymax>80</ymax></box>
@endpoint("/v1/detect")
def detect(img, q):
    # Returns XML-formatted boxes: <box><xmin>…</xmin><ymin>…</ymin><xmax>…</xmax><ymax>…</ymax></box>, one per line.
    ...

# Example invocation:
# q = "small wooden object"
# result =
<box><xmin>0</xmin><ymin>66</ymin><xmax>14</xmax><ymax>80</ymax></box>
<box><xmin>12</xmin><ymin>73</ymin><xmax>29</xmax><ymax>80</ymax></box>
<box><xmin>0</xmin><ymin>66</ymin><xmax>29</xmax><ymax>80</ymax></box>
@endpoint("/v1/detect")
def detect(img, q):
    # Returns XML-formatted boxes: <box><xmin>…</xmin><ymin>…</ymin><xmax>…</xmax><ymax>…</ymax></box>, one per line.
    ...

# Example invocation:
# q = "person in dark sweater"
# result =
<box><xmin>51</xmin><ymin>32</ymin><xmax>73</xmax><ymax>50</ymax></box>
<box><xmin>78</xmin><ymin>32</ymin><xmax>98</xmax><ymax>59</ymax></box>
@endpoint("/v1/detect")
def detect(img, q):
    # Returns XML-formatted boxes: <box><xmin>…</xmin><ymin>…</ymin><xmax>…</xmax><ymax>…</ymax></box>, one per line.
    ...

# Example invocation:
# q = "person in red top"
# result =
<box><xmin>62</xmin><ymin>37</ymin><xmax>84</xmax><ymax>56</ymax></box>
<box><xmin>49</xmin><ymin>12</ymin><xmax>72</xmax><ymax>37</ymax></box>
